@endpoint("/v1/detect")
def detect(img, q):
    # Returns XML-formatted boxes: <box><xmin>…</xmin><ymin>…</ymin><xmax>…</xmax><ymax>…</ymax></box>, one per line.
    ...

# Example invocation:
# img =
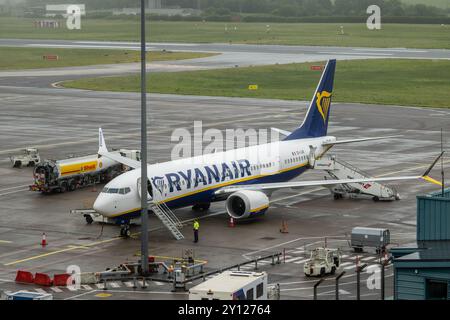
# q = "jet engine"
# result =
<box><xmin>225</xmin><ymin>190</ymin><xmax>269</xmax><ymax>220</ymax></box>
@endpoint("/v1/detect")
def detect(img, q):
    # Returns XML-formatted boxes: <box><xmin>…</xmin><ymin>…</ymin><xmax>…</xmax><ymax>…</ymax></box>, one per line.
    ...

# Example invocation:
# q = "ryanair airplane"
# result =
<box><xmin>93</xmin><ymin>60</ymin><xmax>442</xmax><ymax>234</ymax></box>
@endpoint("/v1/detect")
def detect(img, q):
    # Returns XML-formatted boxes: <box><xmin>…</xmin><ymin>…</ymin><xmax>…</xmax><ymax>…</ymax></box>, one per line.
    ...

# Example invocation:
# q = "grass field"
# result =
<box><xmin>0</xmin><ymin>18</ymin><xmax>449</xmax><ymax>49</ymax></box>
<box><xmin>0</xmin><ymin>47</ymin><xmax>215</xmax><ymax>70</ymax></box>
<box><xmin>63</xmin><ymin>59</ymin><xmax>450</xmax><ymax>108</ymax></box>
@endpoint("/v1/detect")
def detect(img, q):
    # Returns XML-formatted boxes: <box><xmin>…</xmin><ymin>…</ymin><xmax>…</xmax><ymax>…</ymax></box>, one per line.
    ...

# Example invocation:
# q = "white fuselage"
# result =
<box><xmin>93</xmin><ymin>136</ymin><xmax>336</xmax><ymax>220</ymax></box>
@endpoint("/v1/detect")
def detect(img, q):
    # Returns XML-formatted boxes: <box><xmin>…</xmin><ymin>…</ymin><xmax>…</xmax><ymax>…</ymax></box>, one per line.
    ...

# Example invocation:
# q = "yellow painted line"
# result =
<box><xmin>4</xmin><ymin>238</ymin><xmax>128</xmax><ymax>266</ymax></box>
<box><xmin>95</xmin><ymin>293</ymin><xmax>112</xmax><ymax>298</ymax></box>
<box><xmin>67</xmin><ymin>245</ymin><xmax>90</xmax><ymax>250</ymax></box>
<box><xmin>0</xmin><ymin>240</ymin><xmax>12</xmax><ymax>244</ymax></box>
<box><xmin>149</xmin><ymin>255</ymin><xmax>207</xmax><ymax>264</ymax></box>
<box><xmin>4</xmin><ymin>246</ymin><xmax>87</xmax><ymax>266</ymax></box>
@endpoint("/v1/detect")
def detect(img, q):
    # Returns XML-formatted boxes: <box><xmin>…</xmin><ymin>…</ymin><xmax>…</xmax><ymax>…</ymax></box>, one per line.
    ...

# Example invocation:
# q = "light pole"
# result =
<box><xmin>140</xmin><ymin>0</ymin><xmax>149</xmax><ymax>276</ymax></box>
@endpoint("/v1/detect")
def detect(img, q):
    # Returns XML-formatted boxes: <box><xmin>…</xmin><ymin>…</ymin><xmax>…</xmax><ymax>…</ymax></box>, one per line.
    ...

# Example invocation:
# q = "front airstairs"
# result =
<box><xmin>313</xmin><ymin>155</ymin><xmax>400</xmax><ymax>201</ymax></box>
<box><xmin>148</xmin><ymin>200</ymin><xmax>185</xmax><ymax>240</ymax></box>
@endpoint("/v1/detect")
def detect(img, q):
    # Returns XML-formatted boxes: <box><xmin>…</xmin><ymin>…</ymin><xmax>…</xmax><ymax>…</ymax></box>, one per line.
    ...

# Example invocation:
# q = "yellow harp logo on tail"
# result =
<box><xmin>316</xmin><ymin>91</ymin><xmax>332</xmax><ymax>123</ymax></box>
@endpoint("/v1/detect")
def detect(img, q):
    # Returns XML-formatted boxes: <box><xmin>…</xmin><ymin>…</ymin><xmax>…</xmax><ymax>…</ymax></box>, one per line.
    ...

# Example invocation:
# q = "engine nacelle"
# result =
<box><xmin>226</xmin><ymin>190</ymin><xmax>269</xmax><ymax>220</ymax></box>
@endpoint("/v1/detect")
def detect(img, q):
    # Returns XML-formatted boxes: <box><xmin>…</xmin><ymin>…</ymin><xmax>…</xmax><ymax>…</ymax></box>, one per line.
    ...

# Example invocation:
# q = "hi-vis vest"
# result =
<box><xmin>193</xmin><ymin>221</ymin><xmax>200</xmax><ymax>230</ymax></box>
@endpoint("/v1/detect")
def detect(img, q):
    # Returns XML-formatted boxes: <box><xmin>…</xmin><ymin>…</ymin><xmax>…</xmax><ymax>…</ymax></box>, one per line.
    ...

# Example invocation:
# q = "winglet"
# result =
<box><xmin>421</xmin><ymin>152</ymin><xmax>445</xmax><ymax>186</ymax></box>
<box><xmin>98</xmin><ymin>128</ymin><xmax>108</xmax><ymax>155</ymax></box>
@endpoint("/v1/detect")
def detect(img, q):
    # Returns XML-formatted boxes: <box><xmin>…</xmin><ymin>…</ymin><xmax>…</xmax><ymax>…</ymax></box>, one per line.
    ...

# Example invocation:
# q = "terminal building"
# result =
<box><xmin>392</xmin><ymin>189</ymin><xmax>450</xmax><ymax>300</ymax></box>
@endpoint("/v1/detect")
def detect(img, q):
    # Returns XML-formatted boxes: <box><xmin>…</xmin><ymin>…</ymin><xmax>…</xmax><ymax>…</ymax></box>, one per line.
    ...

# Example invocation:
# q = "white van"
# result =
<box><xmin>189</xmin><ymin>271</ymin><xmax>268</xmax><ymax>300</ymax></box>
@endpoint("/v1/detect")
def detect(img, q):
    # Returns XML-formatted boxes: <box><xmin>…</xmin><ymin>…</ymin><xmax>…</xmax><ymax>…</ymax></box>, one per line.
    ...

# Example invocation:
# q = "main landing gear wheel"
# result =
<box><xmin>120</xmin><ymin>225</ymin><xmax>131</xmax><ymax>238</ymax></box>
<box><xmin>85</xmin><ymin>215</ymin><xmax>94</xmax><ymax>225</ymax></box>
<box><xmin>192</xmin><ymin>203</ymin><xmax>211</xmax><ymax>212</ymax></box>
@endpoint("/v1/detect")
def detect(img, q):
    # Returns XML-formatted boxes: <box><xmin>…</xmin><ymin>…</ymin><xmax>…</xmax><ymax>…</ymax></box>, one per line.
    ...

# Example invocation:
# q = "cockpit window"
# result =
<box><xmin>102</xmin><ymin>187</ymin><xmax>131</xmax><ymax>195</ymax></box>
<box><xmin>119</xmin><ymin>187</ymin><xmax>131</xmax><ymax>195</ymax></box>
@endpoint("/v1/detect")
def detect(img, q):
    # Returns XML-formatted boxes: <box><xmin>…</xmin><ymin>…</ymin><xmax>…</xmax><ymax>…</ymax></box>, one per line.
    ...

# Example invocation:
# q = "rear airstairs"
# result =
<box><xmin>148</xmin><ymin>201</ymin><xmax>185</xmax><ymax>240</ymax></box>
<box><xmin>313</xmin><ymin>155</ymin><xmax>400</xmax><ymax>201</ymax></box>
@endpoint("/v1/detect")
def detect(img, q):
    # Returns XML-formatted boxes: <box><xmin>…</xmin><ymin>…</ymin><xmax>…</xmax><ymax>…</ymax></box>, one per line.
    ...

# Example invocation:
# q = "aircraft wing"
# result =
<box><xmin>215</xmin><ymin>153</ymin><xmax>444</xmax><ymax>196</ymax></box>
<box><xmin>98</xmin><ymin>128</ymin><xmax>141</xmax><ymax>169</ymax></box>
<box><xmin>271</xmin><ymin>127</ymin><xmax>401</xmax><ymax>146</ymax></box>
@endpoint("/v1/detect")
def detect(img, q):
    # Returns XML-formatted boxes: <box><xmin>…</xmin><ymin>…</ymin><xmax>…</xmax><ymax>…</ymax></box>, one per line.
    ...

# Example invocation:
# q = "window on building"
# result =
<box><xmin>426</xmin><ymin>279</ymin><xmax>448</xmax><ymax>300</ymax></box>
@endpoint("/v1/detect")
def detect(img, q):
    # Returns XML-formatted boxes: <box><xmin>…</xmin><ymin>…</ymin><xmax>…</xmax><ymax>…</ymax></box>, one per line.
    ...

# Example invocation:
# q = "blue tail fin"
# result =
<box><xmin>284</xmin><ymin>59</ymin><xmax>336</xmax><ymax>140</ymax></box>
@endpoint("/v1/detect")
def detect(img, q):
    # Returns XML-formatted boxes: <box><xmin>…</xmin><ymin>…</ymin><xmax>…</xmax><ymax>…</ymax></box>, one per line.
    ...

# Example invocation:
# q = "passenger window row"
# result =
<box><xmin>285</xmin><ymin>155</ymin><xmax>307</xmax><ymax>164</ymax></box>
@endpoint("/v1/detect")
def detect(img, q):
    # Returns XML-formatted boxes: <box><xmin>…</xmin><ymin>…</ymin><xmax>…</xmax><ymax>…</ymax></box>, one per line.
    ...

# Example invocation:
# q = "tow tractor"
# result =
<box><xmin>304</xmin><ymin>247</ymin><xmax>341</xmax><ymax>277</ymax></box>
<box><xmin>10</xmin><ymin>148</ymin><xmax>40</xmax><ymax>168</ymax></box>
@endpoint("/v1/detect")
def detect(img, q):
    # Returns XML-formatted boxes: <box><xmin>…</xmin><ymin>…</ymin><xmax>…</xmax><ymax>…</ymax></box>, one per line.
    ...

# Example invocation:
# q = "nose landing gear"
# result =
<box><xmin>119</xmin><ymin>223</ymin><xmax>131</xmax><ymax>238</ymax></box>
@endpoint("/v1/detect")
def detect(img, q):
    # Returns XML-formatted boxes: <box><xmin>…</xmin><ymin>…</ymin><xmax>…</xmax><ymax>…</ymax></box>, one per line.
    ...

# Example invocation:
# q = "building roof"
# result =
<box><xmin>394</xmin><ymin>240</ymin><xmax>450</xmax><ymax>262</ymax></box>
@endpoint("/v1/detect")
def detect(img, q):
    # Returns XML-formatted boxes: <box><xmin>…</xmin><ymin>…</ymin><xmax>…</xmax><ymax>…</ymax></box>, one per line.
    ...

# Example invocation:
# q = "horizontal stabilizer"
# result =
<box><xmin>271</xmin><ymin>127</ymin><xmax>292</xmax><ymax>137</ymax></box>
<box><xmin>323</xmin><ymin>135</ymin><xmax>402</xmax><ymax>146</ymax></box>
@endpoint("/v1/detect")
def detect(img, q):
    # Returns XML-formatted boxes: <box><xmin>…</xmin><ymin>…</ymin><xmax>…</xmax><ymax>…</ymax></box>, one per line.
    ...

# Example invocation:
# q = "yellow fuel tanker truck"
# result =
<box><xmin>30</xmin><ymin>149</ymin><xmax>140</xmax><ymax>193</ymax></box>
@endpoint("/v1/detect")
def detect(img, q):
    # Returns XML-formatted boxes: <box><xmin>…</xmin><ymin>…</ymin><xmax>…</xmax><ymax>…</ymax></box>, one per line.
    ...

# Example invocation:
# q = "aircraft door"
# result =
<box><xmin>308</xmin><ymin>145</ymin><xmax>317</xmax><ymax>168</ymax></box>
<box><xmin>137</xmin><ymin>177</ymin><xmax>154</xmax><ymax>201</ymax></box>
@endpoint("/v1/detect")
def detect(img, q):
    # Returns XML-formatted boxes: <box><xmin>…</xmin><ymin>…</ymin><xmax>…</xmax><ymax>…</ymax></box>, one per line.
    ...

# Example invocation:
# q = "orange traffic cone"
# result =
<box><xmin>280</xmin><ymin>220</ymin><xmax>289</xmax><ymax>233</ymax></box>
<box><xmin>41</xmin><ymin>233</ymin><xmax>47</xmax><ymax>246</ymax></box>
<box><xmin>229</xmin><ymin>217</ymin><xmax>235</xmax><ymax>228</ymax></box>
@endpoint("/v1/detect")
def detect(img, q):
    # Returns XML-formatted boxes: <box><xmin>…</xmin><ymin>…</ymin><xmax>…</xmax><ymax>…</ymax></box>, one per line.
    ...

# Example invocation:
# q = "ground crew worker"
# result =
<box><xmin>193</xmin><ymin>220</ymin><xmax>200</xmax><ymax>243</ymax></box>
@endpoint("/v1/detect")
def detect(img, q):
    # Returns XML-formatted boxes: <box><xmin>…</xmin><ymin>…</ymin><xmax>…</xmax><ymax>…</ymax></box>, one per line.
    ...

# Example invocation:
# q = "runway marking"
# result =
<box><xmin>361</xmin><ymin>256</ymin><xmax>376</xmax><ymax>261</ymax></box>
<box><xmin>0</xmin><ymin>110</ymin><xmax>280</xmax><ymax>155</ymax></box>
<box><xmin>0</xmin><ymin>188</ymin><xmax>29</xmax><ymax>197</ymax></box>
<box><xmin>3</xmin><ymin>246</ymin><xmax>90</xmax><ymax>266</ymax></box>
<box><xmin>352</xmin><ymin>48</ymin><xmax>428</xmax><ymax>53</ymax></box>
<box><xmin>0</xmin><ymin>184</ymin><xmax>30</xmax><ymax>192</ymax></box>
<box><xmin>95</xmin><ymin>293</ymin><xmax>112</xmax><ymax>298</ymax></box>
<box><xmin>319</xmin><ymin>51</ymin><xmax>393</xmax><ymax>56</ymax></box>
<box><xmin>64</xmin><ymin>290</ymin><xmax>96</xmax><ymax>300</ymax></box>
<box><xmin>344</xmin><ymin>265</ymin><xmax>356</xmax><ymax>270</ymax></box>
<box><xmin>244</xmin><ymin>236</ymin><xmax>346</xmax><ymax>259</ymax></box>
<box><xmin>339</xmin><ymin>262</ymin><xmax>352</xmax><ymax>267</ymax></box>
<box><xmin>35</xmin><ymin>288</ymin><xmax>48</xmax><ymax>294</ymax></box>
<box><xmin>284</xmin><ymin>256</ymin><xmax>305</xmax><ymax>263</ymax></box>
<box><xmin>280</xmin><ymin>274</ymin><xmax>394</xmax><ymax>292</ymax></box>
<box><xmin>293</xmin><ymin>258</ymin><xmax>310</xmax><ymax>264</ymax></box>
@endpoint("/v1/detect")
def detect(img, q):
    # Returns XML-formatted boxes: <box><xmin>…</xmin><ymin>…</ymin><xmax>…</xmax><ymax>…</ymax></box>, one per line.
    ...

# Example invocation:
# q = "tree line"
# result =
<box><xmin>19</xmin><ymin>0</ymin><xmax>446</xmax><ymax>17</ymax></box>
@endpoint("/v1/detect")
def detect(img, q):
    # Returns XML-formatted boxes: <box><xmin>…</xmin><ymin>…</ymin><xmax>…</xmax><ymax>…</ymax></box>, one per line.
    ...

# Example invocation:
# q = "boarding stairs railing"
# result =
<box><xmin>315</xmin><ymin>155</ymin><xmax>399</xmax><ymax>200</ymax></box>
<box><xmin>148</xmin><ymin>200</ymin><xmax>185</xmax><ymax>240</ymax></box>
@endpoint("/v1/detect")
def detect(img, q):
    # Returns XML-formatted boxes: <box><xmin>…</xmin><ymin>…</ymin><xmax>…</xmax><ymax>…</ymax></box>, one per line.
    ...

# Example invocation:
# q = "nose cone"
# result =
<box><xmin>93</xmin><ymin>194</ymin><xmax>110</xmax><ymax>216</ymax></box>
